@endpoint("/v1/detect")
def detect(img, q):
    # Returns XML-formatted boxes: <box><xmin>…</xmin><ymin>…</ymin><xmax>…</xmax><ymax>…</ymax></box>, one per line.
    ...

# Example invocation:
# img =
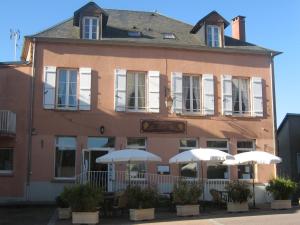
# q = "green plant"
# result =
<box><xmin>125</xmin><ymin>186</ymin><xmax>158</xmax><ymax>209</ymax></box>
<box><xmin>225</xmin><ymin>180</ymin><xmax>251</xmax><ymax>203</ymax></box>
<box><xmin>266</xmin><ymin>177</ymin><xmax>298</xmax><ymax>200</ymax></box>
<box><xmin>65</xmin><ymin>184</ymin><xmax>103</xmax><ymax>212</ymax></box>
<box><xmin>56</xmin><ymin>187</ymin><xmax>71</xmax><ymax>208</ymax></box>
<box><xmin>173</xmin><ymin>181</ymin><xmax>202</xmax><ymax>205</ymax></box>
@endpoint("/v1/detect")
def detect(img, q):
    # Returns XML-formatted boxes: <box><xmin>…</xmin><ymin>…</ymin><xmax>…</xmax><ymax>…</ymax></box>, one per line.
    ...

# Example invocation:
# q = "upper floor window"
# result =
<box><xmin>232</xmin><ymin>78</ymin><xmax>250</xmax><ymax>115</ymax></box>
<box><xmin>57</xmin><ymin>69</ymin><xmax>78</xmax><ymax>110</ymax></box>
<box><xmin>207</xmin><ymin>25</ymin><xmax>221</xmax><ymax>47</ymax></box>
<box><xmin>0</xmin><ymin>148</ymin><xmax>13</xmax><ymax>173</ymax></box>
<box><xmin>183</xmin><ymin>75</ymin><xmax>201</xmax><ymax>113</ymax></box>
<box><xmin>83</xmin><ymin>17</ymin><xmax>99</xmax><ymax>40</ymax></box>
<box><xmin>126</xmin><ymin>72</ymin><xmax>146</xmax><ymax>111</ymax></box>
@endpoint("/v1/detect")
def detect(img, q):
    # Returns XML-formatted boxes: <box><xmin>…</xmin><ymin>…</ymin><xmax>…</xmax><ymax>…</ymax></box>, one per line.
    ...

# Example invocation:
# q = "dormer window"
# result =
<box><xmin>128</xmin><ymin>31</ymin><xmax>142</xmax><ymax>37</ymax></box>
<box><xmin>207</xmin><ymin>25</ymin><xmax>221</xmax><ymax>47</ymax></box>
<box><xmin>83</xmin><ymin>17</ymin><xmax>99</xmax><ymax>40</ymax></box>
<box><xmin>163</xmin><ymin>33</ymin><xmax>176</xmax><ymax>39</ymax></box>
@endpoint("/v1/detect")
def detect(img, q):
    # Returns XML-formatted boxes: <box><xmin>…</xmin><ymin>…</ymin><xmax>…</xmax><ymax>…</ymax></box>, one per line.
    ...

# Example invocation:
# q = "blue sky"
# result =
<box><xmin>1</xmin><ymin>0</ymin><xmax>299</xmax><ymax>125</ymax></box>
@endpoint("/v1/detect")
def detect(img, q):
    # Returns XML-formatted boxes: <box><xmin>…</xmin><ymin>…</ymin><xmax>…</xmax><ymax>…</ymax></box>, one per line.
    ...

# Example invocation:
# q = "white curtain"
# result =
<box><xmin>192</xmin><ymin>76</ymin><xmax>200</xmax><ymax>112</ymax></box>
<box><xmin>182</xmin><ymin>76</ymin><xmax>190</xmax><ymax>112</ymax></box>
<box><xmin>137</xmin><ymin>73</ymin><xmax>145</xmax><ymax>109</ymax></box>
<box><xmin>240</xmin><ymin>79</ymin><xmax>249</xmax><ymax>113</ymax></box>
<box><xmin>126</xmin><ymin>73</ymin><xmax>135</xmax><ymax>109</ymax></box>
<box><xmin>232</xmin><ymin>79</ymin><xmax>239</xmax><ymax>113</ymax></box>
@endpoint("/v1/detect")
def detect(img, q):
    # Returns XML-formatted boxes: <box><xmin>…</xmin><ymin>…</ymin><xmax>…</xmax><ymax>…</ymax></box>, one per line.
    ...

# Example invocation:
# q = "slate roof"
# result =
<box><xmin>29</xmin><ymin>8</ymin><xmax>276</xmax><ymax>54</ymax></box>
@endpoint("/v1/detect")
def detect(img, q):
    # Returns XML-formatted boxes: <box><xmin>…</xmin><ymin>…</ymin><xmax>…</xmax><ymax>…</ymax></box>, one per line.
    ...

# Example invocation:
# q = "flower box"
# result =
<box><xmin>129</xmin><ymin>208</ymin><xmax>155</xmax><ymax>221</ymax></box>
<box><xmin>58</xmin><ymin>207</ymin><xmax>71</xmax><ymax>219</ymax></box>
<box><xmin>176</xmin><ymin>205</ymin><xmax>199</xmax><ymax>216</ymax></box>
<box><xmin>72</xmin><ymin>211</ymin><xmax>99</xmax><ymax>224</ymax></box>
<box><xmin>227</xmin><ymin>202</ymin><xmax>249</xmax><ymax>212</ymax></box>
<box><xmin>271</xmin><ymin>200</ymin><xmax>292</xmax><ymax>209</ymax></box>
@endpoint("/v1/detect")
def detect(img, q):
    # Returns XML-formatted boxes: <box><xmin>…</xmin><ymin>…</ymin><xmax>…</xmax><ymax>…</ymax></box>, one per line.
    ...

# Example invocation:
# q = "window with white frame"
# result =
<box><xmin>232</xmin><ymin>78</ymin><xmax>250</xmax><ymax>115</ymax></box>
<box><xmin>83</xmin><ymin>17</ymin><xmax>99</xmax><ymax>40</ymax></box>
<box><xmin>207</xmin><ymin>25</ymin><xmax>221</xmax><ymax>47</ymax></box>
<box><xmin>126</xmin><ymin>72</ymin><xmax>146</xmax><ymax>111</ymax></box>
<box><xmin>183</xmin><ymin>75</ymin><xmax>201</xmax><ymax>113</ymax></box>
<box><xmin>55</xmin><ymin>137</ymin><xmax>76</xmax><ymax>178</ymax></box>
<box><xmin>179</xmin><ymin>139</ymin><xmax>198</xmax><ymax>178</ymax></box>
<box><xmin>207</xmin><ymin>140</ymin><xmax>229</xmax><ymax>179</ymax></box>
<box><xmin>237</xmin><ymin>140</ymin><xmax>255</xmax><ymax>179</ymax></box>
<box><xmin>0</xmin><ymin>148</ymin><xmax>13</xmax><ymax>173</ymax></box>
<box><xmin>57</xmin><ymin>69</ymin><xmax>78</xmax><ymax>109</ymax></box>
<box><xmin>127</xmin><ymin>137</ymin><xmax>146</xmax><ymax>179</ymax></box>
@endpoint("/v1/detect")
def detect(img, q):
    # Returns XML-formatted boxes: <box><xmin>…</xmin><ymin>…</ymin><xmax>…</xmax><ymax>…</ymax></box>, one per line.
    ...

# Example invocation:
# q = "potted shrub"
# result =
<box><xmin>66</xmin><ymin>184</ymin><xmax>103</xmax><ymax>224</ymax></box>
<box><xmin>56</xmin><ymin>188</ymin><xmax>71</xmax><ymax>219</ymax></box>
<box><xmin>125</xmin><ymin>186</ymin><xmax>158</xmax><ymax>221</ymax></box>
<box><xmin>173</xmin><ymin>181</ymin><xmax>202</xmax><ymax>216</ymax></box>
<box><xmin>225</xmin><ymin>180</ymin><xmax>251</xmax><ymax>212</ymax></box>
<box><xmin>266</xmin><ymin>177</ymin><xmax>297</xmax><ymax>209</ymax></box>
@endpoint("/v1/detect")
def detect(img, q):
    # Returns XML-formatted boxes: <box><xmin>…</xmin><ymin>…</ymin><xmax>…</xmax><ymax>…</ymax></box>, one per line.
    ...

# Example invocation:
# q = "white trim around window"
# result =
<box><xmin>0</xmin><ymin>148</ymin><xmax>13</xmax><ymax>174</ymax></box>
<box><xmin>83</xmin><ymin>16</ymin><xmax>99</xmax><ymax>40</ymax></box>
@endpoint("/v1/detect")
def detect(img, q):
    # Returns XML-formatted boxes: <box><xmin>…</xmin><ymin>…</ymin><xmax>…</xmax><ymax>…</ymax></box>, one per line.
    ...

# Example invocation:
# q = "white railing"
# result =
<box><xmin>76</xmin><ymin>171</ymin><xmax>229</xmax><ymax>201</ymax></box>
<box><xmin>0</xmin><ymin>110</ymin><xmax>16</xmax><ymax>135</ymax></box>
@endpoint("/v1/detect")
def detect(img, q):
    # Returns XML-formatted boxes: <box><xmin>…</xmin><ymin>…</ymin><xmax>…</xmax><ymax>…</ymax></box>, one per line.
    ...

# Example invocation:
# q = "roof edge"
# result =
<box><xmin>277</xmin><ymin>113</ymin><xmax>300</xmax><ymax>133</ymax></box>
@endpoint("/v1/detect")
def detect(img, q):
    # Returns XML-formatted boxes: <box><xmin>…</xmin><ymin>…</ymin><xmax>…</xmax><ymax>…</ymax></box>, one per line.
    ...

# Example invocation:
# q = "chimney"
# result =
<box><xmin>232</xmin><ymin>16</ymin><xmax>246</xmax><ymax>41</ymax></box>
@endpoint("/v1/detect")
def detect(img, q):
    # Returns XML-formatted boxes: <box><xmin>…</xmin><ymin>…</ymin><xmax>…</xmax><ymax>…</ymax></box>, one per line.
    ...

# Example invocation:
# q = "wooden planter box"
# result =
<box><xmin>58</xmin><ymin>207</ymin><xmax>71</xmax><ymax>219</ymax></box>
<box><xmin>129</xmin><ymin>208</ymin><xmax>155</xmax><ymax>221</ymax></box>
<box><xmin>227</xmin><ymin>202</ymin><xmax>249</xmax><ymax>212</ymax></box>
<box><xmin>271</xmin><ymin>200</ymin><xmax>292</xmax><ymax>209</ymax></box>
<box><xmin>176</xmin><ymin>205</ymin><xmax>199</xmax><ymax>216</ymax></box>
<box><xmin>72</xmin><ymin>211</ymin><xmax>99</xmax><ymax>224</ymax></box>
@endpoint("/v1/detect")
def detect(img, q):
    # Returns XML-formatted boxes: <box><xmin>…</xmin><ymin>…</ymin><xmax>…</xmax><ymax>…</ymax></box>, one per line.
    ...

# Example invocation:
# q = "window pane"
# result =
<box><xmin>213</xmin><ymin>27</ymin><xmax>219</xmax><ymax>47</ymax></box>
<box><xmin>56</xmin><ymin>137</ymin><xmax>76</xmax><ymax>149</ymax></box>
<box><xmin>232</xmin><ymin>79</ymin><xmax>240</xmax><ymax>113</ymax></box>
<box><xmin>55</xmin><ymin>150</ymin><xmax>75</xmax><ymax>178</ymax></box>
<box><xmin>126</xmin><ymin>73</ymin><xmax>135</xmax><ymax>109</ymax></box>
<box><xmin>207</xmin><ymin>165</ymin><xmax>228</xmax><ymax>179</ymax></box>
<box><xmin>138</xmin><ymin>74</ymin><xmax>145</xmax><ymax>109</ymax></box>
<box><xmin>87</xmin><ymin>137</ymin><xmax>115</xmax><ymax>148</ymax></box>
<box><xmin>180</xmin><ymin>139</ymin><xmax>197</xmax><ymax>148</ymax></box>
<box><xmin>180</xmin><ymin>163</ymin><xmax>197</xmax><ymax>178</ymax></box>
<box><xmin>0</xmin><ymin>149</ymin><xmax>13</xmax><ymax>171</ymax></box>
<box><xmin>192</xmin><ymin>76</ymin><xmax>200</xmax><ymax>112</ymax></box>
<box><xmin>240</xmin><ymin>79</ymin><xmax>249</xmax><ymax>113</ymax></box>
<box><xmin>237</xmin><ymin>141</ymin><xmax>253</xmax><ymax>149</ymax></box>
<box><xmin>207</xmin><ymin>140</ymin><xmax>228</xmax><ymax>149</ymax></box>
<box><xmin>127</xmin><ymin>138</ymin><xmax>146</xmax><ymax>148</ymax></box>
<box><xmin>183</xmin><ymin>76</ymin><xmax>191</xmax><ymax>111</ymax></box>
<box><xmin>238</xmin><ymin>164</ymin><xmax>253</xmax><ymax>179</ymax></box>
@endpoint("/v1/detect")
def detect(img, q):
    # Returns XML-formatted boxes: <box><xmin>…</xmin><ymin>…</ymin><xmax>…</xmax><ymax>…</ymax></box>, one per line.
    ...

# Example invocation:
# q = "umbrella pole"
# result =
<box><xmin>201</xmin><ymin>162</ymin><xmax>205</xmax><ymax>202</ymax></box>
<box><xmin>128</xmin><ymin>161</ymin><xmax>131</xmax><ymax>188</ymax></box>
<box><xmin>252</xmin><ymin>162</ymin><xmax>256</xmax><ymax>207</ymax></box>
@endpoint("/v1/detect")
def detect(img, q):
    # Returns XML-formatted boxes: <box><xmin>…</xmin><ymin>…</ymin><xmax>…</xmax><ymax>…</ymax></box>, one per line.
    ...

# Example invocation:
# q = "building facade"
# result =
<box><xmin>0</xmin><ymin>2</ymin><xmax>279</xmax><ymax>202</ymax></box>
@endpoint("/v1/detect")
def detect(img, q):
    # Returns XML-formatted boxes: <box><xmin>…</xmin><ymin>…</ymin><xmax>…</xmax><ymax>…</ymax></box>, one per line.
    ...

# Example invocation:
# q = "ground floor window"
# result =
<box><xmin>0</xmin><ymin>148</ymin><xmax>13</xmax><ymax>172</ymax></box>
<box><xmin>127</xmin><ymin>137</ymin><xmax>146</xmax><ymax>179</ymax></box>
<box><xmin>207</xmin><ymin>139</ymin><xmax>229</xmax><ymax>179</ymax></box>
<box><xmin>87</xmin><ymin>137</ymin><xmax>115</xmax><ymax>149</ymax></box>
<box><xmin>179</xmin><ymin>139</ymin><xmax>198</xmax><ymax>178</ymax></box>
<box><xmin>55</xmin><ymin>137</ymin><xmax>76</xmax><ymax>178</ymax></box>
<box><xmin>237</xmin><ymin>140</ymin><xmax>255</xmax><ymax>179</ymax></box>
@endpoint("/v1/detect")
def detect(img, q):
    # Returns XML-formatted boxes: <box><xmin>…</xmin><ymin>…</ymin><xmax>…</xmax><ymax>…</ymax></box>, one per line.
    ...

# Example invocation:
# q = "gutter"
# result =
<box><xmin>25</xmin><ymin>38</ymin><xmax>36</xmax><ymax>201</ymax></box>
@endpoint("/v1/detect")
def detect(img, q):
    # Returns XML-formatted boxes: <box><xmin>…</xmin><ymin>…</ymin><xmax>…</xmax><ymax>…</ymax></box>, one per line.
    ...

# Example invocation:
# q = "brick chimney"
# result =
<box><xmin>232</xmin><ymin>16</ymin><xmax>246</xmax><ymax>41</ymax></box>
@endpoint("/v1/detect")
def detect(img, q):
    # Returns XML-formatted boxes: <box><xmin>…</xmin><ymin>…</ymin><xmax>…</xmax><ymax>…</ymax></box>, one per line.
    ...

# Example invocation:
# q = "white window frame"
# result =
<box><xmin>56</xmin><ymin>69</ymin><xmax>78</xmax><ymax>110</ymax></box>
<box><xmin>206</xmin><ymin>139</ymin><xmax>230</xmax><ymax>180</ymax></box>
<box><xmin>237</xmin><ymin>140</ymin><xmax>255</xmax><ymax>180</ymax></box>
<box><xmin>207</xmin><ymin>25</ymin><xmax>221</xmax><ymax>47</ymax></box>
<box><xmin>54</xmin><ymin>136</ymin><xmax>77</xmax><ymax>180</ymax></box>
<box><xmin>179</xmin><ymin>138</ymin><xmax>199</xmax><ymax>180</ymax></box>
<box><xmin>83</xmin><ymin>16</ymin><xmax>99</xmax><ymax>40</ymax></box>
<box><xmin>126</xmin><ymin>72</ymin><xmax>147</xmax><ymax>112</ymax></box>
<box><xmin>182</xmin><ymin>75</ymin><xmax>202</xmax><ymax>114</ymax></box>
<box><xmin>126</xmin><ymin>137</ymin><xmax>147</xmax><ymax>180</ymax></box>
<box><xmin>0</xmin><ymin>148</ymin><xmax>13</xmax><ymax>174</ymax></box>
<box><xmin>232</xmin><ymin>78</ymin><xmax>250</xmax><ymax>116</ymax></box>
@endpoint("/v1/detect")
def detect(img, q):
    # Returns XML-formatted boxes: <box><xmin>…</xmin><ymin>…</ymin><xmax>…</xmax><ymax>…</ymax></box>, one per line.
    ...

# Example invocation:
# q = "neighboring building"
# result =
<box><xmin>0</xmin><ymin>2</ymin><xmax>280</xmax><ymax>203</ymax></box>
<box><xmin>277</xmin><ymin>114</ymin><xmax>300</xmax><ymax>183</ymax></box>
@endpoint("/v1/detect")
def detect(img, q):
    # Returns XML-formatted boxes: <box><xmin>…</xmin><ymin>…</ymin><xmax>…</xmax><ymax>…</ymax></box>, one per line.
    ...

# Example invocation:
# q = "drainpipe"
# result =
<box><xmin>25</xmin><ymin>38</ymin><xmax>36</xmax><ymax>201</ymax></box>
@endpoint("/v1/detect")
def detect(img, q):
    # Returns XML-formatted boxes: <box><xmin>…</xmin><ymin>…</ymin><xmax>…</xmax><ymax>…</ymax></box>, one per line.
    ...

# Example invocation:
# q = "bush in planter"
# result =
<box><xmin>56</xmin><ymin>195</ymin><xmax>69</xmax><ymax>208</ymax></box>
<box><xmin>56</xmin><ymin>188</ymin><xmax>72</xmax><ymax>220</ymax></box>
<box><xmin>266</xmin><ymin>177</ymin><xmax>297</xmax><ymax>200</ymax></box>
<box><xmin>124</xmin><ymin>185</ymin><xmax>158</xmax><ymax>209</ymax></box>
<box><xmin>225</xmin><ymin>180</ymin><xmax>252</xmax><ymax>203</ymax></box>
<box><xmin>173</xmin><ymin>181</ymin><xmax>202</xmax><ymax>205</ymax></box>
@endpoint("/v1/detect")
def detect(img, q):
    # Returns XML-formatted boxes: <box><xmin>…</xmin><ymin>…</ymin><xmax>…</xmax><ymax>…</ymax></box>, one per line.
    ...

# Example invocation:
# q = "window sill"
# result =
<box><xmin>51</xmin><ymin>177</ymin><xmax>76</xmax><ymax>183</ymax></box>
<box><xmin>0</xmin><ymin>171</ymin><xmax>14</xmax><ymax>177</ymax></box>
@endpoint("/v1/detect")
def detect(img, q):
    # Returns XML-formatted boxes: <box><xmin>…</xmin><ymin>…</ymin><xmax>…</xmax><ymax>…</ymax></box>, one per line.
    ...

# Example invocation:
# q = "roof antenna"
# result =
<box><xmin>10</xmin><ymin>29</ymin><xmax>20</xmax><ymax>61</ymax></box>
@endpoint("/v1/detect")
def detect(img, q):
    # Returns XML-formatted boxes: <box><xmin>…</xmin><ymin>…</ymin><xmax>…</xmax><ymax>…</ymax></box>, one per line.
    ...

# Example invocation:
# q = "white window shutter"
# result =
<box><xmin>251</xmin><ymin>77</ymin><xmax>263</xmax><ymax>117</ymax></box>
<box><xmin>221</xmin><ymin>75</ymin><xmax>233</xmax><ymax>115</ymax></box>
<box><xmin>148</xmin><ymin>71</ymin><xmax>160</xmax><ymax>113</ymax></box>
<box><xmin>114</xmin><ymin>69</ymin><xmax>127</xmax><ymax>112</ymax></box>
<box><xmin>202</xmin><ymin>74</ymin><xmax>215</xmax><ymax>115</ymax></box>
<box><xmin>43</xmin><ymin>66</ymin><xmax>56</xmax><ymax>109</ymax></box>
<box><xmin>79</xmin><ymin>68</ymin><xmax>92</xmax><ymax>110</ymax></box>
<box><xmin>171</xmin><ymin>72</ymin><xmax>183</xmax><ymax>113</ymax></box>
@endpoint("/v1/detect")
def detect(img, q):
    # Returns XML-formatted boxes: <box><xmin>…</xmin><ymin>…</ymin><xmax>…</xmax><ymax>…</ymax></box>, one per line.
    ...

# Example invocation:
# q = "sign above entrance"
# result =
<box><xmin>140</xmin><ymin>120</ymin><xmax>186</xmax><ymax>134</ymax></box>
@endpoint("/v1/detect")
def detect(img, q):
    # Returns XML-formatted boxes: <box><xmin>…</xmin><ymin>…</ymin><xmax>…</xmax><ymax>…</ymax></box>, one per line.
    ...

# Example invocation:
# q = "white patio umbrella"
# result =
<box><xmin>223</xmin><ymin>150</ymin><xmax>282</xmax><ymax>207</ymax></box>
<box><xmin>169</xmin><ymin>148</ymin><xmax>235</xmax><ymax>201</ymax></box>
<box><xmin>96</xmin><ymin>149</ymin><xmax>162</xmax><ymax>185</ymax></box>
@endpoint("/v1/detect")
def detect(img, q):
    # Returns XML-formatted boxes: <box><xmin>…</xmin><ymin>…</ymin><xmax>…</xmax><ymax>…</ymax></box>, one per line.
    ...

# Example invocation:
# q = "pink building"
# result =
<box><xmin>0</xmin><ymin>2</ymin><xmax>280</xmax><ymax>203</ymax></box>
